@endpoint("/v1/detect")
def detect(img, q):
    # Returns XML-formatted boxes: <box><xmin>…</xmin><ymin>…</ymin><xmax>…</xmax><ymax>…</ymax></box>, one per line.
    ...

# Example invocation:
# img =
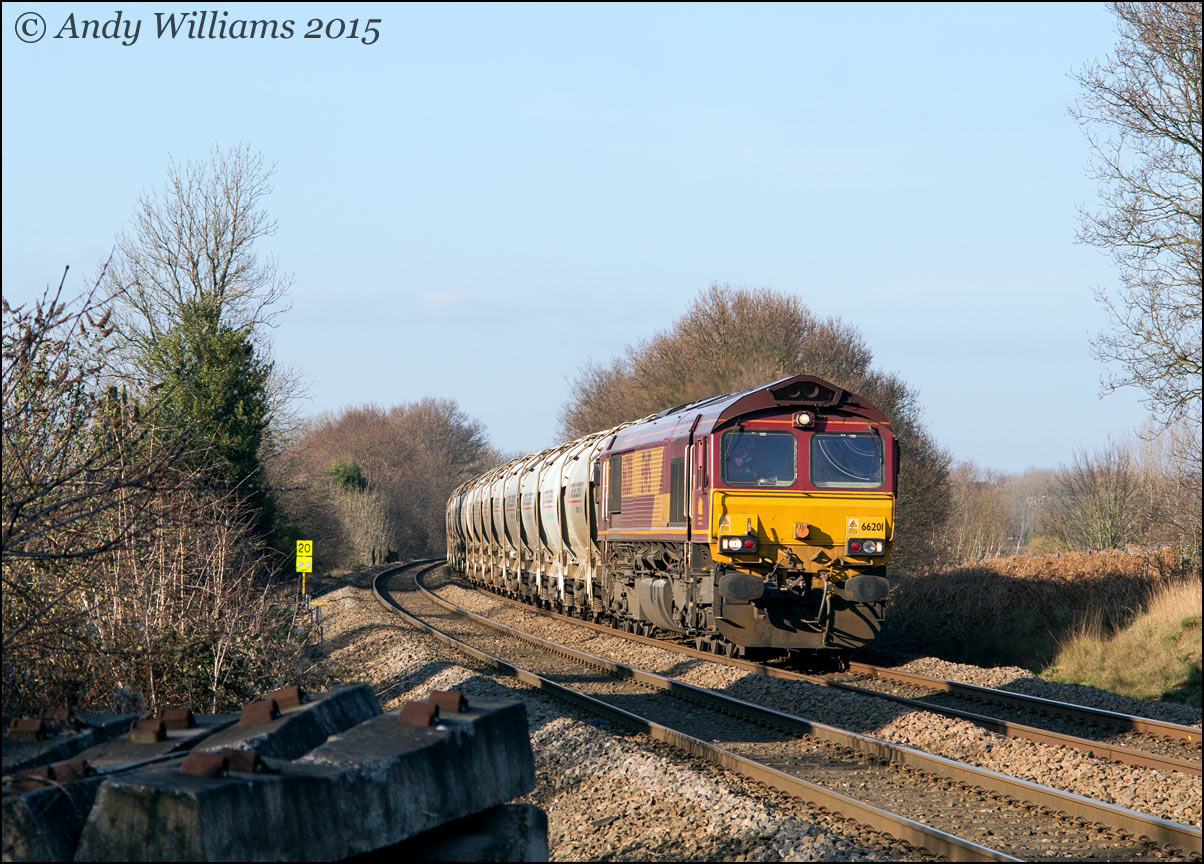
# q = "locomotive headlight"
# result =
<box><xmin>792</xmin><ymin>411</ymin><xmax>814</xmax><ymax>428</ymax></box>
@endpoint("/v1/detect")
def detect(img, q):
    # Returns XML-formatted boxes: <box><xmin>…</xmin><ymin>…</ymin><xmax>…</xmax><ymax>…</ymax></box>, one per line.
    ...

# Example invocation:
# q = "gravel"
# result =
<box><xmin>315</xmin><ymin>570</ymin><xmax>928</xmax><ymax>861</ymax></box>
<box><xmin>425</xmin><ymin>575</ymin><xmax>1202</xmax><ymax>830</ymax></box>
<box><xmin>887</xmin><ymin>657</ymin><xmax>1203</xmax><ymax>728</ymax></box>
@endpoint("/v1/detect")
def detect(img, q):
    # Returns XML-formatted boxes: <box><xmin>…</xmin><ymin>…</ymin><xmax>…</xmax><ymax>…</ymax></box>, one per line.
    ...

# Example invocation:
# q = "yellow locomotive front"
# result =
<box><xmin>696</xmin><ymin>395</ymin><xmax>898</xmax><ymax>656</ymax></box>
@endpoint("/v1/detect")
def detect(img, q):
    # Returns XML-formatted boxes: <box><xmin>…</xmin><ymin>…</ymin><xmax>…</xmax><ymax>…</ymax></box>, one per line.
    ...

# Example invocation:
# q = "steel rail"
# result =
<box><xmin>372</xmin><ymin>561</ymin><xmax>1013</xmax><ymax>863</ymax></box>
<box><xmin>455</xmin><ymin>575</ymin><xmax>1201</xmax><ymax>776</ymax></box>
<box><xmin>425</xmin><ymin>569</ymin><xmax>1202</xmax><ymax>855</ymax></box>
<box><xmin>846</xmin><ymin>662</ymin><xmax>1202</xmax><ymax>745</ymax></box>
<box><xmin>382</xmin><ymin>562</ymin><xmax>1203</xmax><ymax>859</ymax></box>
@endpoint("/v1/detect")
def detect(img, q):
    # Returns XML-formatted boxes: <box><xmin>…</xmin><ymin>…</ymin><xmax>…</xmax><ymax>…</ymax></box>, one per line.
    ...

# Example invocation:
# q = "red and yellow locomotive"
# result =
<box><xmin>447</xmin><ymin>375</ymin><xmax>897</xmax><ymax>660</ymax></box>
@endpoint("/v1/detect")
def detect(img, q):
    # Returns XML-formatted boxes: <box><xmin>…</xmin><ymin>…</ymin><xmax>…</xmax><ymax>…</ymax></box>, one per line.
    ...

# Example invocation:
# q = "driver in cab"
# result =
<box><xmin>725</xmin><ymin>433</ymin><xmax>793</xmax><ymax>485</ymax></box>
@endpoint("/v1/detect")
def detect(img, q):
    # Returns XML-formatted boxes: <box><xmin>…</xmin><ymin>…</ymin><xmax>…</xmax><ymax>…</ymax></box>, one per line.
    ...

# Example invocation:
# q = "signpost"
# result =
<box><xmin>296</xmin><ymin>540</ymin><xmax>314</xmax><ymax>597</ymax></box>
<box><xmin>295</xmin><ymin>540</ymin><xmax>323</xmax><ymax>641</ymax></box>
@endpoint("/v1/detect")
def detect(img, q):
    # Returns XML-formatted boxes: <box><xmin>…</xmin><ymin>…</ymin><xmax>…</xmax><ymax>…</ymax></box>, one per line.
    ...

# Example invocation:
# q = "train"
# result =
<box><xmin>445</xmin><ymin>375</ymin><xmax>898</xmax><ymax>662</ymax></box>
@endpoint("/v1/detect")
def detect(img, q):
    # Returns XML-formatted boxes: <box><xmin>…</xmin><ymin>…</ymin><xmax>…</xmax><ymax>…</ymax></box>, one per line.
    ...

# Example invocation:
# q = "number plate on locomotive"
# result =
<box><xmin>847</xmin><ymin>517</ymin><xmax>886</xmax><ymax>536</ymax></box>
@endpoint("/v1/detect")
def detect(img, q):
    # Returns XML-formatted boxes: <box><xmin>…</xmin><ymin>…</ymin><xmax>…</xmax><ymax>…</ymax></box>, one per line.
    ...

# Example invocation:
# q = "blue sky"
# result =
<box><xmin>2</xmin><ymin>3</ymin><xmax>1150</xmax><ymax>472</ymax></box>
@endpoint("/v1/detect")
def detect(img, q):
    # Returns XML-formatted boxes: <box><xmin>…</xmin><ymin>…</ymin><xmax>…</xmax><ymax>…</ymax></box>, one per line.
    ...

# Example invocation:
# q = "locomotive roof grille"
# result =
<box><xmin>767</xmin><ymin>378</ymin><xmax>843</xmax><ymax>406</ymax></box>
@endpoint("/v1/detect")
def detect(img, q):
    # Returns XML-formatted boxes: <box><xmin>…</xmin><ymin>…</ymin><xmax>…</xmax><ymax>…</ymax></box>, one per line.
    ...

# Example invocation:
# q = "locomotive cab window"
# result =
<box><xmin>608</xmin><ymin>454</ymin><xmax>622</xmax><ymax>513</ymax></box>
<box><xmin>721</xmin><ymin>430</ymin><xmax>796</xmax><ymax>487</ymax></box>
<box><xmin>810</xmin><ymin>433</ymin><xmax>883</xmax><ymax>489</ymax></box>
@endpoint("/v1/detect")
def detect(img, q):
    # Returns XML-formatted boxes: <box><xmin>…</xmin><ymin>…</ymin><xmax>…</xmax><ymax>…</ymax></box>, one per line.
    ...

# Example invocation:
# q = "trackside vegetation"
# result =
<box><xmin>880</xmin><ymin>433</ymin><xmax>1200</xmax><ymax>706</ymax></box>
<box><xmin>877</xmin><ymin>551</ymin><xmax>1200</xmax><ymax>705</ymax></box>
<box><xmin>2</xmin><ymin>148</ymin><xmax>323</xmax><ymax>716</ymax></box>
<box><xmin>1048</xmin><ymin>578</ymin><xmax>1201</xmax><ymax>707</ymax></box>
<box><xmin>269</xmin><ymin>400</ymin><xmax>497</xmax><ymax>571</ymax></box>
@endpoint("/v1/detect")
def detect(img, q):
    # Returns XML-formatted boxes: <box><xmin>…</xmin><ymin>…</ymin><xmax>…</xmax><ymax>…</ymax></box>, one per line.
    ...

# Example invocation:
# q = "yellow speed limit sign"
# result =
<box><xmin>296</xmin><ymin>540</ymin><xmax>314</xmax><ymax>574</ymax></box>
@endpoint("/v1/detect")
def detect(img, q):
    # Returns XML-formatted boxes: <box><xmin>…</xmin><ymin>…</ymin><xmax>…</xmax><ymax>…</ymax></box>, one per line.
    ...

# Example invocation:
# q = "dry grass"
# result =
<box><xmin>1046</xmin><ymin>579</ymin><xmax>1202</xmax><ymax>706</ymax></box>
<box><xmin>876</xmin><ymin>549</ymin><xmax>1195</xmax><ymax>672</ymax></box>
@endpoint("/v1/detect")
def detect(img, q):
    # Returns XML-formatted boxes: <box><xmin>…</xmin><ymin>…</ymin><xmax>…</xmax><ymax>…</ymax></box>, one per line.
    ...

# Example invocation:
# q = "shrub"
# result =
<box><xmin>3</xmin><ymin>280</ymin><xmax>315</xmax><ymax>716</ymax></box>
<box><xmin>876</xmin><ymin>549</ymin><xmax>1192</xmax><ymax>671</ymax></box>
<box><xmin>271</xmin><ymin>399</ymin><xmax>496</xmax><ymax>571</ymax></box>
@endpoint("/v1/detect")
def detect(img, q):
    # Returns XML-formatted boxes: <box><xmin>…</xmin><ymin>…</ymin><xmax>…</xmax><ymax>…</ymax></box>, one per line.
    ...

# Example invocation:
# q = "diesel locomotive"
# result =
<box><xmin>445</xmin><ymin>375</ymin><xmax>898</xmax><ymax>660</ymax></box>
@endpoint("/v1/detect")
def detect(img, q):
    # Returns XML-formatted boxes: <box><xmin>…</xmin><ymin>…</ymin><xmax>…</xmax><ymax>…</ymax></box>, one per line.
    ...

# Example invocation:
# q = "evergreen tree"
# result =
<box><xmin>142</xmin><ymin>298</ymin><xmax>274</xmax><ymax>532</ymax></box>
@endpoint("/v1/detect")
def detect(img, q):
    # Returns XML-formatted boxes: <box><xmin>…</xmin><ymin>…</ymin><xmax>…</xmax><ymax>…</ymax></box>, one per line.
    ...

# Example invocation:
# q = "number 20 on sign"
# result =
<box><xmin>296</xmin><ymin>540</ymin><xmax>314</xmax><ymax>595</ymax></box>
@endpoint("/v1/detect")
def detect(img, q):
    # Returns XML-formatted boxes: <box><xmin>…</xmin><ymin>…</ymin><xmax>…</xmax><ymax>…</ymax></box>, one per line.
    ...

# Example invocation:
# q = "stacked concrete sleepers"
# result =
<box><xmin>2</xmin><ymin>687</ymin><xmax>544</xmax><ymax>861</ymax></box>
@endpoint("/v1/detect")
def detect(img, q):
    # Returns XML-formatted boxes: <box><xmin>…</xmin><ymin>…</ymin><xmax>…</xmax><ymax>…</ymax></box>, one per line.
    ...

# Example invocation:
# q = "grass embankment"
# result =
<box><xmin>1046</xmin><ymin>579</ymin><xmax>1201</xmax><ymax>707</ymax></box>
<box><xmin>879</xmin><ymin>550</ymin><xmax>1201</xmax><ymax>705</ymax></box>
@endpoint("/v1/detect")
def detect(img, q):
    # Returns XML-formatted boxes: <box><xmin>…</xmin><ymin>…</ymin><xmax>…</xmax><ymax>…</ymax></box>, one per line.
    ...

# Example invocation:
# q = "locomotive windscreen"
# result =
<box><xmin>809</xmin><ymin>433</ymin><xmax>883</xmax><ymax>489</ymax></box>
<box><xmin>721</xmin><ymin>430</ymin><xmax>796</xmax><ymax>486</ymax></box>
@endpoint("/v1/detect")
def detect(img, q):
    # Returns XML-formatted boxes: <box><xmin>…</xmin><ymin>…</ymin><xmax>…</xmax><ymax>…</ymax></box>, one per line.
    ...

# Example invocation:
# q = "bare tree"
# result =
<box><xmin>104</xmin><ymin>144</ymin><xmax>290</xmax><ymax>355</ymax></box>
<box><xmin>1047</xmin><ymin>442</ymin><xmax>1147</xmax><ymax>550</ymax></box>
<box><xmin>4</xmin><ymin>146</ymin><xmax>316</xmax><ymax>713</ymax></box>
<box><xmin>2</xmin><ymin>268</ymin><xmax>186</xmax><ymax>569</ymax></box>
<box><xmin>1071</xmin><ymin>2</ymin><xmax>1202</xmax><ymax>426</ymax></box>
<box><xmin>98</xmin><ymin>144</ymin><xmax>304</xmax><ymax>540</ymax></box>
<box><xmin>944</xmin><ymin>462</ymin><xmax>1012</xmax><ymax>561</ymax></box>
<box><xmin>1135</xmin><ymin>416</ymin><xmax>1202</xmax><ymax>565</ymax></box>
<box><xmin>102</xmin><ymin>144</ymin><xmax>301</xmax><ymax>447</ymax></box>
<box><xmin>270</xmin><ymin>398</ymin><xmax>496</xmax><ymax>570</ymax></box>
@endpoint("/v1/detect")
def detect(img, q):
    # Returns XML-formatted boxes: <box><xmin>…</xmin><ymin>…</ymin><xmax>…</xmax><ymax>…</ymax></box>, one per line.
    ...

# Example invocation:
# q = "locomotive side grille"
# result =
<box><xmin>668</xmin><ymin>458</ymin><xmax>686</xmax><ymax>526</ymax></box>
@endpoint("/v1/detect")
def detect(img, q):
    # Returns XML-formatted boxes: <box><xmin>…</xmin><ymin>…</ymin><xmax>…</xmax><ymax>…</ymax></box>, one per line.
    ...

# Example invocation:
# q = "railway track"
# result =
<box><xmin>374</xmin><ymin>560</ymin><xmax>1201</xmax><ymax>862</ymax></box>
<box><xmin>837</xmin><ymin>664</ymin><xmax>1201</xmax><ymax>771</ymax></box>
<box><xmin>452</xmin><ymin>571</ymin><xmax>1201</xmax><ymax>778</ymax></box>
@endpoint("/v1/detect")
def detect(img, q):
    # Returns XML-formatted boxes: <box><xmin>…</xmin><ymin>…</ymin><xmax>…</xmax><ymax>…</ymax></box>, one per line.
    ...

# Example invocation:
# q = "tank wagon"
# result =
<box><xmin>446</xmin><ymin>375</ymin><xmax>898</xmax><ymax>660</ymax></box>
